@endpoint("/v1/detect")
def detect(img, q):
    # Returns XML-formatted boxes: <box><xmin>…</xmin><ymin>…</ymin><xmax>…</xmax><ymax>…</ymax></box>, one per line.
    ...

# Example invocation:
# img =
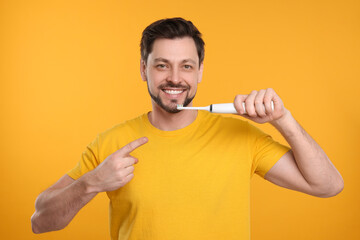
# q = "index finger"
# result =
<box><xmin>118</xmin><ymin>137</ymin><xmax>148</xmax><ymax>156</ymax></box>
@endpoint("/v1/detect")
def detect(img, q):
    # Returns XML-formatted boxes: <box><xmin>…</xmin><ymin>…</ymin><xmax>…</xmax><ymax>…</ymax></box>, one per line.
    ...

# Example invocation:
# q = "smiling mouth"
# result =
<box><xmin>162</xmin><ymin>89</ymin><xmax>186</xmax><ymax>95</ymax></box>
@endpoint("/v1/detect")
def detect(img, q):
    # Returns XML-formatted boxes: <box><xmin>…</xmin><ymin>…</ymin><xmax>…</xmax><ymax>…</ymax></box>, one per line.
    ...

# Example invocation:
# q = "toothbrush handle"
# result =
<box><xmin>211</xmin><ymin>102</ymin><xmax>274</xmax><ymax>114</ymax></box>
<box><xmin>211</xmin><ymin>103</ymin><xmax>238</xmax><ymax>114</ymax></box>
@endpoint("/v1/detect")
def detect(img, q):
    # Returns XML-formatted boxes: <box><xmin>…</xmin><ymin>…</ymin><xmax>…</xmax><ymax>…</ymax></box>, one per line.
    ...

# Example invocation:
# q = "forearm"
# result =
<box><xmin>31</xmin><ymin>173</ymin><xmax>98</xmax><ymax>233</ymax></box>
<box><xmin>271</xmin><ymin>110</ymin><xmax>344</xmax><ymax>196</ymax></box>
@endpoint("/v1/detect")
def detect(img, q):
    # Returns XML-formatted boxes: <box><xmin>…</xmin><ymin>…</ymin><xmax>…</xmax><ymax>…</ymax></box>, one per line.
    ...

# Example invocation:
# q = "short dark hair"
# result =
<box><xmin>140</xmin><ymin>17</ymin><xmax>205</xmax><ymax>66</ymax></box>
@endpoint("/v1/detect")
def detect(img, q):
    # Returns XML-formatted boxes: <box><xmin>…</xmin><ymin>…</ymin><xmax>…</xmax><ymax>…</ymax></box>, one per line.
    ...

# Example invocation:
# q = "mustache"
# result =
<box><xmin>158</xmin><ymin>83</ymin><xmax>190</xmax><ymax>90</ymax></box>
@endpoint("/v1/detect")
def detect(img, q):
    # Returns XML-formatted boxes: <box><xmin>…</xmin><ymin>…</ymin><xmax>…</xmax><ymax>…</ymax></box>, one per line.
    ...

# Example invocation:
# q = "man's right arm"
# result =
<box><xmin>31</xmin><ymin>137</ymin><xmax>148</xmax><ymax>234</ymax></box>
<box><xmin>31</xmin><ymin>173</ymin><xmax>97</xmax><ymax>233</ymax></box>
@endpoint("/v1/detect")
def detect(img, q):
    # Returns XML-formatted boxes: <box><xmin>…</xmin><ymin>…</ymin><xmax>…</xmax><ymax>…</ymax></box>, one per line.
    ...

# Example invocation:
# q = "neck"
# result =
<box><xmin>148</xmin><ymin>102</ymin><xmax>198</xmax><ymax>131</ymax></box>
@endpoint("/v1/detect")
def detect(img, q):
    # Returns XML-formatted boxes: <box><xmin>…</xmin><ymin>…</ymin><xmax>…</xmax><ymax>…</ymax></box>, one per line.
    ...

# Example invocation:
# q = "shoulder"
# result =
<box><xmin>199</xmin><ymin>111</ymin><xmax>250</xmax><ymax>134</ymax></box>
<box><xmin>97</xmin><ymin>113</ymin><xmax>147</xmax><ymax>143</ymax></box>
<box><xmin>203</xmin><ymin>111</ymin><xmax>248</xmax><ymax>127</ymax></box>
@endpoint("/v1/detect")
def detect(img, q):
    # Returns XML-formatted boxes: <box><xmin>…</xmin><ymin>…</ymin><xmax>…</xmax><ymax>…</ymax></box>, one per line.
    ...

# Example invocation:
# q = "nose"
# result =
<box><xmin>166</xmin><ymin>67</ymin><xmax>181</xmax><ymax>84</ymax></box>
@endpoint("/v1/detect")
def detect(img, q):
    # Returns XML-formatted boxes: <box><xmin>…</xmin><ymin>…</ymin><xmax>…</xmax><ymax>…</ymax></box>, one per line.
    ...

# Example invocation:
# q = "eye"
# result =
<box><xmin>156</xmin><ymin>64</ymin><xmax>166</xmax><ymax>69</ymax></box>
<box><xmin>184</xmin><ymin>65</ymin><xmax>192</xmax><ymax>69</ymax></box>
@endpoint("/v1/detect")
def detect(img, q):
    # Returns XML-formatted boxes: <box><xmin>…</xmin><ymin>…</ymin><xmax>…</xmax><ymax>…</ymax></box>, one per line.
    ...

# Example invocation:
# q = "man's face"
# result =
<box><xmin>141</xmin><ymin>37</ymin><xmax>203</xmax><ymax>113</ymax></box>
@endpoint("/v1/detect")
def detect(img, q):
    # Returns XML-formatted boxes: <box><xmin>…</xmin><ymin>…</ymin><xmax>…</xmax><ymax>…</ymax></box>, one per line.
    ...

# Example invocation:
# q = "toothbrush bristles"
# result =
<box><xmin>177</xmin><ymin>104</ymin><xmax>183</xmax><ymax>108</ymax></box>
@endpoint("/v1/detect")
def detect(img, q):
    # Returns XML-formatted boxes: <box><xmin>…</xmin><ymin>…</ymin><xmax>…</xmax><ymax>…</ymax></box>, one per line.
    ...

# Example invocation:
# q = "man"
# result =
<box><xmin>31</xmin><ymin>17</ymin><xmax>343</xmax><ymax>239</ymax></box>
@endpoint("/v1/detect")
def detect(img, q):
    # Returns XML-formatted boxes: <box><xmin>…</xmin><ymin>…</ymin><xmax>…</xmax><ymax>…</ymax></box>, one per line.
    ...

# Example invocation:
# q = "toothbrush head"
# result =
<box><xmin>177</xmin><ymin>104</ymin><xmax>184</xmax><ymax>110</ymax></box>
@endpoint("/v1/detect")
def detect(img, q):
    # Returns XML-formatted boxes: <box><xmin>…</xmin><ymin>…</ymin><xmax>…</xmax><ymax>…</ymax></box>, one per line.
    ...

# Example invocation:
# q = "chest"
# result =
<box><xmin>107</xmin><ymin>137</ymin><xmax>251</xmax><ymax>208</ymax></box>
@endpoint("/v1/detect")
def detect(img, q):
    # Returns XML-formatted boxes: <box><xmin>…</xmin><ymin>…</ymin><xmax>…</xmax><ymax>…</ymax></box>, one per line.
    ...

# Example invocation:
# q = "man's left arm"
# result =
<box><xmin>234</xmin><ymin>88</ymin><xmax>344</xmax><ymax>198</ymax></box>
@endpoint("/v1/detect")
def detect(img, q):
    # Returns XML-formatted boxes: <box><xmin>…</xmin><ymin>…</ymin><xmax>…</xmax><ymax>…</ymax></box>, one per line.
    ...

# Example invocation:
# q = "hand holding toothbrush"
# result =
<box><xmin>177</xmin><ymin>88</ymin><xmax>288</xmax><ymax>124</ymax></box>
<box><xmin>233</xmin><ymin>88</ymin><xmax>288</xmax><ymax>125</ymax></box>
<box><xmin>177</xmin><ymin>88</ymin><xmax>288</xmax><ymax>125</ymax></box>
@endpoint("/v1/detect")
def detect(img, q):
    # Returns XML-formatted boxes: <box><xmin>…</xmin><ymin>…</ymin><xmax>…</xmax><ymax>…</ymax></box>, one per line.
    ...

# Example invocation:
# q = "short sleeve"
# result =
<box><xmin>247</xmin><ymin>122</ymin><xmax>291</xmax><ymax>178</ymax></box>
<box><xmin>67</xmin><ymin>135</ymin><xmax>101</xmax><ymax>180</ymax></box>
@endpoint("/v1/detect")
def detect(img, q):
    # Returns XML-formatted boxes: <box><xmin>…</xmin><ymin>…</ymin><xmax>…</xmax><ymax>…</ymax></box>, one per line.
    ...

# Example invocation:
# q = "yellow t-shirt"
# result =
<box><xmin>67</xmin><ymin>111</ymin><xmax>290</xmax><ymax>240</ymax></box>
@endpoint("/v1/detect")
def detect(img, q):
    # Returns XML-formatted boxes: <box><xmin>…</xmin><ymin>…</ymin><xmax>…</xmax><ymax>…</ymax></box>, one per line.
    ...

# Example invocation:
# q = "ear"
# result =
<box><xmin>197</xmin><ymin>62</ymin><xmax>204</xmax><ymax>83</ymax></box>
<box><xmin>140</xmin><ymin>59</ymin><xmax>147</xmax><ymax>81</ymax></box>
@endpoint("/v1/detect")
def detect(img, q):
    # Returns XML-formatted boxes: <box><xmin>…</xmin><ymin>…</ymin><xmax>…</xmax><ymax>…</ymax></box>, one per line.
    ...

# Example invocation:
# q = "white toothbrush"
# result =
<box><xmin>177</xmin><ymin>101</ymin><xmax>274</xmax><ymax>114</ymax></box>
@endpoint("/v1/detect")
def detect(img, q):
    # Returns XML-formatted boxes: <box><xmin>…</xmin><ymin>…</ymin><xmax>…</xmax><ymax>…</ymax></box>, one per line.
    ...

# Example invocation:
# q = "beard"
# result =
<box><xmin>147</xmin><ymin>81</ymin><xmax>195</xmax><ymax>113</ymax></box>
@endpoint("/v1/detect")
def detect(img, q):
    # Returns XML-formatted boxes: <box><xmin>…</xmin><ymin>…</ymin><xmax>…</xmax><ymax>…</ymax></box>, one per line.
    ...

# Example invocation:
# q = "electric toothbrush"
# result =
<box><xmin>176</xmin><ymin>101</ymin><xmax>274</xmax><ymax>114</ymax></box>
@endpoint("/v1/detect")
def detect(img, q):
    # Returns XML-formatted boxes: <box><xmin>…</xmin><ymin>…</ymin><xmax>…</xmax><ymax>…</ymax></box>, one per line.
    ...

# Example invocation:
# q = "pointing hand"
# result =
<box><xmin>87</xmin><ymin>137</ymin><xmax>148</xmax><ymax>193</ymax></box>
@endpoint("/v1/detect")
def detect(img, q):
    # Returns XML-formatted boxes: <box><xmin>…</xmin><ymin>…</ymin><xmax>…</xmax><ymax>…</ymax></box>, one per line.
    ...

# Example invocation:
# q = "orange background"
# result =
<box><xmin>1</xmin><ymin>0</ymin><xmax>359</xmax><ymax>239</ymax></box>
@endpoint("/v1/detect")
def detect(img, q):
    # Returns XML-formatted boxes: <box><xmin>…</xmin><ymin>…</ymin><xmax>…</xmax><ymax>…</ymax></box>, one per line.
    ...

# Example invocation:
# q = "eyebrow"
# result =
<box><xmin>154</xmin><ymin>58</ymin><xmax>197</xmax><ymax>65</ymax></box>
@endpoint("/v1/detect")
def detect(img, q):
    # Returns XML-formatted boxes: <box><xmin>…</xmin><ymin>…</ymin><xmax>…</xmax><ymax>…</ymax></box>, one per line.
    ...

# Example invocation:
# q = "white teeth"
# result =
<box><xmin>163</xmin><ymin>89</ymin><xmax>183</xmax><ymax>94</ymax></box>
